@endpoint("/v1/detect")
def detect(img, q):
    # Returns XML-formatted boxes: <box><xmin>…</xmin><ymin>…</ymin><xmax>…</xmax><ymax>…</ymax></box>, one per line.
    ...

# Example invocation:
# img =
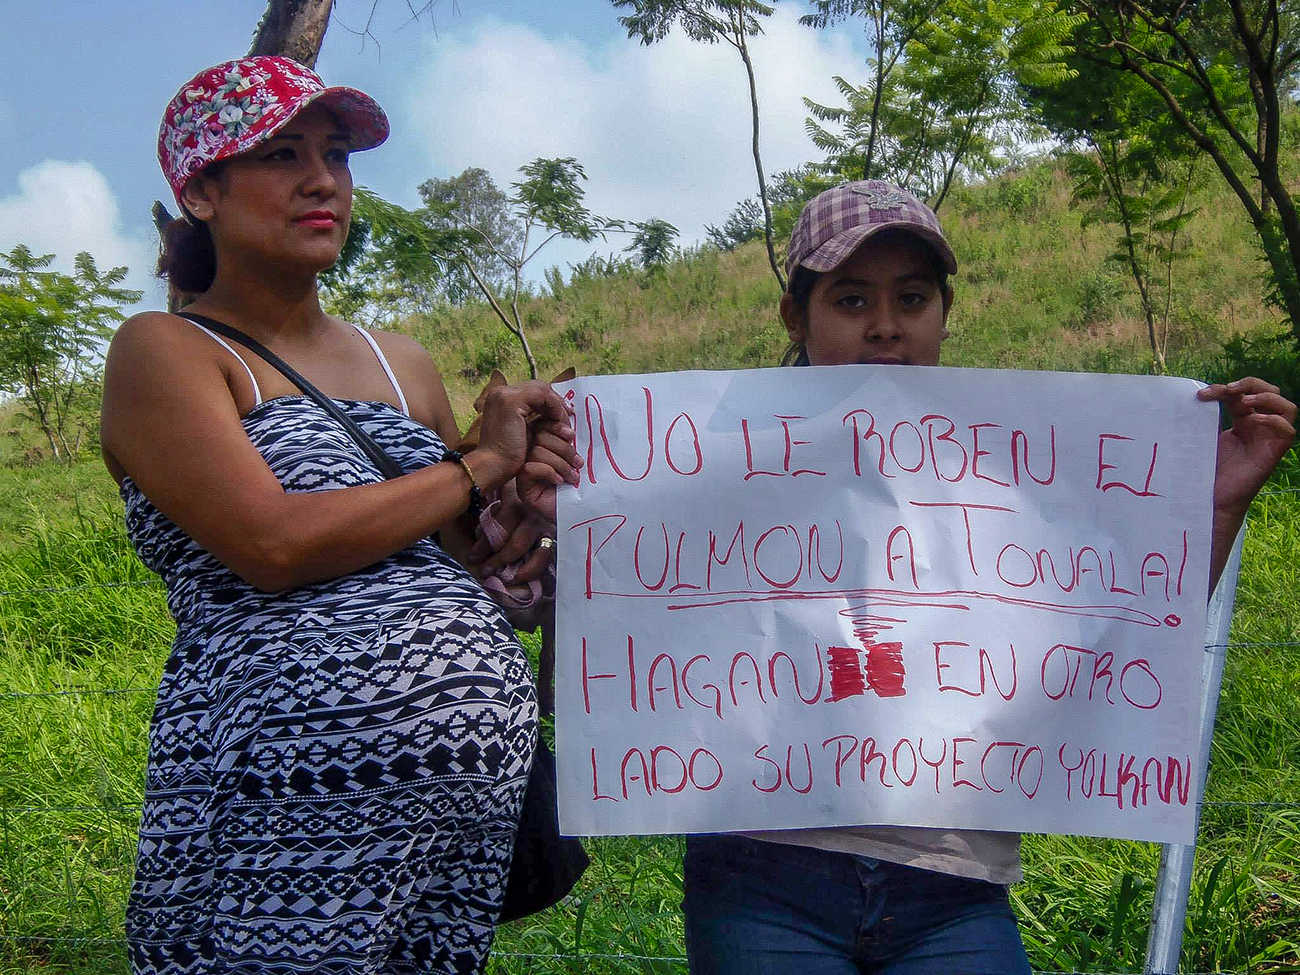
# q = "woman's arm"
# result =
<box><xmin>364</xmin><ymin>328</ymin><xmax>483</xmax><ymax>570</ymax></box>
<box><xmin>1198</xmin><ymin>376</ymin><xmax>1297</xmax><ymax>592</ymax></box>
<box><xmin>101</xmin><ymin>313</ymin><xmax>572</xmax><ymax>592</ymax></box>
<box><xmin>371</xmin><ymin>332</ymin><xmax>571</xmax><ymax>586</ymax></box>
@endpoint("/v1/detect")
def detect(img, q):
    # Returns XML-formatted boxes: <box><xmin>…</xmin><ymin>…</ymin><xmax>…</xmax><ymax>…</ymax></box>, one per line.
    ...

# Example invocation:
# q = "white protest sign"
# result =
<box><xmin>554</xmin><ymin>366</ymin><xmax>1219</xmax><ymax>844</ymax></box>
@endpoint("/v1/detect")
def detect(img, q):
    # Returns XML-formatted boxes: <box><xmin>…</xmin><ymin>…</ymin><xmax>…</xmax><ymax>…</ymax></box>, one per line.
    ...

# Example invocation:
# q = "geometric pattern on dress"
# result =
<box><xmin>122</xmin><ymin>397</ymin><xmax>536</xmax><ymax>974</ymax></box>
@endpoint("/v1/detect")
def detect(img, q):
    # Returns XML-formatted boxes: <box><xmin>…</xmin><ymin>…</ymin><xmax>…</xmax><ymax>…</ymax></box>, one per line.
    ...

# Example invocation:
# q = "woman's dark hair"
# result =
<box><xmin>779</xmin><ymin>230</ymin><xmax>953</xmax><ymax>367</ymax></box>
<box><xmin>157</xmin><ymin>162</ymin><xmax>224</xmax><ymax>296</ymax></box>
<box><xmin>157</xmin><ymin>216</ymin><xmax>217</xmax><ymax>295</ymax></box>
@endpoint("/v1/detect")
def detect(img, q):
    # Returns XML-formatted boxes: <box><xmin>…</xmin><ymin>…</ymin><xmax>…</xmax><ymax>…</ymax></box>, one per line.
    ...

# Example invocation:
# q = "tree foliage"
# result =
<box><xmin>441</xmin><ymin>158</ymin><xmax>623</xmax><ymax>377</ymax></box>
<box><xmin>613</xmin><ymin>0</ymin><xmax>772</xmax><ymax>40</ymax></box>
<box><xmin>0</xmin><ymin>246</ymin><xmax>141</xmax><ymax>462</ymax></box>
<box><xmin>318</xmin><ymin>187</ymin><xmax>471</xmax><ymax>322</ymax></box>
<box><xmin>613</xmin><ymin>0</ymin><xmax>787</xmax><ymax>290</ymax></box>
<box><xmin>800</xmin><ymin>0</ymin><xmax>950</xmax><ymax>183</ymax></box>
<box><xmin>707</xmin><ymin>166</ymin><xmax>840</xmax><ymax>254</ymax></box>
<box><xmin>1024</xmin><ymin>39</ymin><xmax>1200</xmax><ymax>372</ymax></box>
<box><xmin>1070</xmin><ymin>141</ymin><xmax>1200</xmax><ymax>374</ymax></box>
<box><xmin>706</xmin><ymin>197</ymin><xmax>765</xmax><ymax>251</ymax></box>
<box><xmin>418</xmin><ymin>168</ymin><xmax>522</xmax><ymax>305</ymax></box>
<box><xmin>626</xmin><ymin>219</ymin><xmax>681</xmax><ymax>269</ymax></box>
<box><xmin>803</xmin><ymin>0</ymin><xmax>1078</xmax><ymax>209</ymax></box>
<box><xmin>1051</xmin><ymin>0</ymin><xmax>1300</xmax><ymax>343</ymax></box>
<box><xmin>341</xmin><ymin>160</ymin><xmax>622</xmax><ymax>379</ymax></box>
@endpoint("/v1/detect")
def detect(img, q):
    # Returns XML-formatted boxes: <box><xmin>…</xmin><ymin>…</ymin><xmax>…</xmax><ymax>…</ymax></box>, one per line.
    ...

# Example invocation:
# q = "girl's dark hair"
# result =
<box><xmin>157</xmin><ymin>216</ymin><xmax>216</xmax><ymax>295</ymax></box>
<box><xmin>780</xmin><ymin>265</ymin><xmax>818</xmax><ymax>366</ymax></box>
<box><xmin>779</xmin><ymin>230</ymin><xmax>953</xmax><ymax>367</ymax></box>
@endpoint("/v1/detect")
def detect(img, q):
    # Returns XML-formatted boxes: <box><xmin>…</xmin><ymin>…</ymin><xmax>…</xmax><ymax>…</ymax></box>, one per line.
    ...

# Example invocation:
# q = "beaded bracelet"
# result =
<box><xmin>441</xmin><ymin>449</ymin><xmax>487</xmax><ymax>514</ymax></box>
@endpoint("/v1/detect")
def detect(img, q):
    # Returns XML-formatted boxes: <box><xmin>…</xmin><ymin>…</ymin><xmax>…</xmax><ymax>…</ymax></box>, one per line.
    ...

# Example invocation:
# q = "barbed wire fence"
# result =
<box><xmin>1</xmin><ymin>488</ymin><xmax>1297</xmax><ymax>974</ymax></box>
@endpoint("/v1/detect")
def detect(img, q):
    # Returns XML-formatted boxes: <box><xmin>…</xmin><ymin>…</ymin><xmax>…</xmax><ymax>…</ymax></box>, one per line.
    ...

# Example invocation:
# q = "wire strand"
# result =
<box><xmin>5</xmin><ymin>799</ymin><xmax>1296</xmax><ymax>817</ymax></box>
<box><xmin>0</xmin><ymin>579</ymin><xmax>160</xmax><ymax>597</ymax></box>
<box><xmin>0</xmin><ymin>937</ymin><xmax>1259</xmax><ymax>974</ymax></box>
<box><xmin>0</xmin><ymin>686</ymin><xmax>155</xmax><ymax>700</ymax></box>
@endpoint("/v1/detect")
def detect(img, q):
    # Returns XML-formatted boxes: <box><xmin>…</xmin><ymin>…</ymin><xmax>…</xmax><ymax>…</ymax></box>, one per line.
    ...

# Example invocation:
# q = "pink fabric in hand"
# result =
<box><xmin>477</xmin><ymin>499</ymin><xmax>554</xmax><ymax>610</ymax></box>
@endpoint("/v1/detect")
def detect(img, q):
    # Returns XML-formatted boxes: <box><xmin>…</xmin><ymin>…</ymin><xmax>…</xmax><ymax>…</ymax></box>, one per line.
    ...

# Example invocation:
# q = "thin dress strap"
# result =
<box><xmin>186</xmin><ymin>320</ymin><xmax>264</xmax><ymax>407</ymax></box>
<box><xmin>350</xmin><ymin>324</ymin><xmax>410</xmax><ymax>417</ymax></box>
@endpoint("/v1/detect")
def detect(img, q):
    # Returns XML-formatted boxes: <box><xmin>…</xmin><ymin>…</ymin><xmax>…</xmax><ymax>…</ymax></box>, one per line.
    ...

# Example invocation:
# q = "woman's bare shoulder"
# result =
<box><xmin>108</xmin><ymin>309</ymin><xmax>213</xmax><ymax>362</ymax></box>
<box><xmin>355</xmin><ymin>326</ymin><xmax>458</xmax><ymax>435</ymax></box>
<box><xmin>100</xmin><ymin>311</ymin><xmax>250</xmax><ymax>484</ymax></box>
<box><xmin>360</xmin><ymin>327</ymin><xmax>441</xmax><ymax>374</ymax></box>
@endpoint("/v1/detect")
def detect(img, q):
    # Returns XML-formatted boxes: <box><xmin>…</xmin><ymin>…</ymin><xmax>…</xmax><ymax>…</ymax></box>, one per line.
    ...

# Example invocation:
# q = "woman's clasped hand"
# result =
<box><xmin>471</xmin><ymin>379</ymin><xmax>581</xmax><ymax>521</ymax></box>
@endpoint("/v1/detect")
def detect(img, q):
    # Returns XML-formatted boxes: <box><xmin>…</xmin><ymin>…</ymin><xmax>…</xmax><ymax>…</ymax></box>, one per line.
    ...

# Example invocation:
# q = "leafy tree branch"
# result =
<box><xmin>613</xmin><ymin>0</ymin><xmax>787</xmax><ymax>291</ymax></box>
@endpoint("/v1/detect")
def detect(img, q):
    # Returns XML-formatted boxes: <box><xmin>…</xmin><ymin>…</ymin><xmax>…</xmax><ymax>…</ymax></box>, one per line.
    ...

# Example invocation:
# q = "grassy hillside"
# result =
<box><xmin>1</xmin><ymin>161</ymin><xmax>1297</xmax><ymax>973</ymax></box>
<box><xmin>395</xmin><ymin>162</ymin><xmax>1288</xmax><ymax>422</ymax></box>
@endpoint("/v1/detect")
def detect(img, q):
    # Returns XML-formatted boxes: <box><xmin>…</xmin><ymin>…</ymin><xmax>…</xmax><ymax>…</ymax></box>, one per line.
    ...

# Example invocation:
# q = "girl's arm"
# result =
<box><xmin>1198</xmin><ymin>376</ymin><xmax>1297</xmax><ymax>591</ymax></box>
<box><xmin>101</xmin><ymin>312</ymin><xmax>574</xmax><ymax>592</ymax></box>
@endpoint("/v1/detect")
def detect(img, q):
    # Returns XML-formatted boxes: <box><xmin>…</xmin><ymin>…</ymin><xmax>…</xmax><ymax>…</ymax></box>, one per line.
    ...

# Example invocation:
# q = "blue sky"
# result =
<box><xmin>1</xmin><ymin>1</ymin><xmax>866</xmax><ymax>312</ymax></box>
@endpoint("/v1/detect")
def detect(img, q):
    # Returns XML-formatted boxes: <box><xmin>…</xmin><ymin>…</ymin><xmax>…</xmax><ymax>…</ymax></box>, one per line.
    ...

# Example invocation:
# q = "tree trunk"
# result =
<box><xmin>933</xmin><ymin>92</ymin><xmax>987</xmax><ymax>214</ymax></box>
<box><xmin>24</xmin><ymin>363</ymin><xmax>61</xmax><ymax>463</ymax></box>
<box><xmin>865</xmin><ymin>4</ymin><xmax>885</xmax><ymax>179</ymax></box>
<box><xmin>1250</xmin><ymin>70</ymin><xmax>1271</xmax><ymax>215</ymax></box>
<box><xmin>249</xmin><ymin>0</ymin><xmax>335</xmax><ymax>67</ymax></box>
<box><xmin>734</xmin><ymin>22</ymin><xmax>786</xmax><ymax>293</ymax></box>
<box><xmin>1252</xmin><ymin>186</ymin><xmax>1300</xmax><ymax>334</ymax></box>
<box><xmin>464</xmin><ymin>256</ymin><xmax>539</xmax><ymax>380</ymax></box>
<box><xmin>1097</xmin><ymin>138</ymin><xmax>1165</xmax><ymax>373</ymax></box>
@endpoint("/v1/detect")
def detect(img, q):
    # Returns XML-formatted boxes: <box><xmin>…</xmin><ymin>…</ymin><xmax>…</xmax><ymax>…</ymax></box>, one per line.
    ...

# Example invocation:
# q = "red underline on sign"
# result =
<box><xmin>583</xmin><ymin>587</ymin><xmax>1167</xmax><ymax>627</ymax></box>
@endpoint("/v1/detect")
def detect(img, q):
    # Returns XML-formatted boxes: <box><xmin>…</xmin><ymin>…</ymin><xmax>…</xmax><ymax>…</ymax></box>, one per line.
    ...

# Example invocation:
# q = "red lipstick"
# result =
<box><xmin>295</xmin><ymin>210</ymin><xmax>338</xmax><ymax>228</ymax></box>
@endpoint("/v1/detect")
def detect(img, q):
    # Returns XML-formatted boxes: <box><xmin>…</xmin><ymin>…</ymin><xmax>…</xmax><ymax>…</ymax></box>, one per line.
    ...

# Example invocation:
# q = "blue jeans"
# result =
<box><xmin>683</xmin><ymin>834</ymin><xmax>1031</xmax><ymax>975</ymax></box>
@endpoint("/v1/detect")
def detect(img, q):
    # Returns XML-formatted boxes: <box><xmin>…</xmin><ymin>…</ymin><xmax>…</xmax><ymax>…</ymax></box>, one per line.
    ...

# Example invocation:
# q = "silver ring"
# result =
<box><xmin>537</xmin><ymin>536</ymin><xmax>556</xmax><ymax>552</ymax></box>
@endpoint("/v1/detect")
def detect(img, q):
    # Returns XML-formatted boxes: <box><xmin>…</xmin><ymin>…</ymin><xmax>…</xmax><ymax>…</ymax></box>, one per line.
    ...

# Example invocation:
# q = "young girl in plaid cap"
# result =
<box><xmin>681</xmin><ymin>181</ymin><xmax>1296</xmax><ymax>974</ymax></box>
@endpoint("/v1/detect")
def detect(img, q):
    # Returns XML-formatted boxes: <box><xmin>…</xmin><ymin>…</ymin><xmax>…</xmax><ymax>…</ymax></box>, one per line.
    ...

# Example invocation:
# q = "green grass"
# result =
<box><xmin>0</xmin><ymin>463</ymin><xmax>120</xmax><ymax>554</ymax></box>
<box><xmin>0</xmin><ymin>509</ymin><xmax>169</xmax><ymax>975</ymax></box>
<box><xmin>1</xmin><ymin>488</ymin><xmax>1295</xmax><ymax>973</ymax></box>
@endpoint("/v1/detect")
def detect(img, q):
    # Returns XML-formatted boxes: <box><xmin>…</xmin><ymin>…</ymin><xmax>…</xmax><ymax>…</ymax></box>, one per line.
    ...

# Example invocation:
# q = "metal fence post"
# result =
<box><xmin>1143</xmin><ymin>524</ymin><xmax>1247</xmax><ymax>974</ymax></box>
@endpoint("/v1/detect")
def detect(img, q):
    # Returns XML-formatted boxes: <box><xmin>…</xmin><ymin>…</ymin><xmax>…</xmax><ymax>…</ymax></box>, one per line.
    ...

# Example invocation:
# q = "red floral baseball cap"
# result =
<box><xmin>785</xmin><ymin>180</ymin><xmax>957</xmax><ymax>283</ymax></box>
<box><xmin>158</xmin><ymin>56</ymin><xmax>389</xmax><ymax>208</ymax></box>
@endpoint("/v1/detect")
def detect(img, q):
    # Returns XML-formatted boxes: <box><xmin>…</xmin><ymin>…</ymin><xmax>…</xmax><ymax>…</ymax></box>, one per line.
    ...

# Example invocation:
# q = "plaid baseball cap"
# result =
<box><xmin>785</xmin><ymin>181</ymin><xmax>957</xmax><ymax>283</ymax></box>
<box><xmin>158</xmin><ymin>56</ymin><xmax>389</xmax><ymax>209</ymax></box>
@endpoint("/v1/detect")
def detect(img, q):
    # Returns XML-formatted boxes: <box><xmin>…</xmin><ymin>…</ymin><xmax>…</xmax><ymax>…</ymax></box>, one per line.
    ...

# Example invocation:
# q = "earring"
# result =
<box><xmin>178</xmin><ymin>200</ymin><xmax>206</xmax><ymax>226</ymax></box>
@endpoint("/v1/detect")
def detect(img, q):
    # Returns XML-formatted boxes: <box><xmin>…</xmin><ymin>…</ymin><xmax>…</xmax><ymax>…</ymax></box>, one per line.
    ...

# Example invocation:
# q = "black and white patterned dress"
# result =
<box><xmin>121</xmin><ymin>327</ymin><xmax>536</xmax><ymax>975</ymax></box>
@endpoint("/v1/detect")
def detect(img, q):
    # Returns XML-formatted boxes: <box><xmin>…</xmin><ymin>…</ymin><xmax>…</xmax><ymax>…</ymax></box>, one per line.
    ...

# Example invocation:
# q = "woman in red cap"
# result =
<box><xmin>102</xmin><ymin>56</ymin><xmax>579</xmax><ymax>974</ymax></box>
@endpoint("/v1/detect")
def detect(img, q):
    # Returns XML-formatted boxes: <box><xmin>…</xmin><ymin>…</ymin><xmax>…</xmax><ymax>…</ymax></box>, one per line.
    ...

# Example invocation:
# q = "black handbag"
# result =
<box><xmin>177</xmin><ymin>312</ymin><xmax>589</xmax><ymax>921</ymax></box>
<box><xmin>498</xmin><ymin>730</ymin><xmax>588</xmax><ymax>923</ymax></box>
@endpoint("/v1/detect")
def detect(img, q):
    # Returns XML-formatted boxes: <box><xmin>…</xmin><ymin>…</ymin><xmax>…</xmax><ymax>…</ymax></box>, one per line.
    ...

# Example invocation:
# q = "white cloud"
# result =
<box><xmin>0</xmin><ymin>160</ymin><xmax>161</xmax><ymax>312</ymax></box>
<box><xmin>402</xmin><ymin>7</ymin><xmax>863</xmax><ymax>266</ymax></box>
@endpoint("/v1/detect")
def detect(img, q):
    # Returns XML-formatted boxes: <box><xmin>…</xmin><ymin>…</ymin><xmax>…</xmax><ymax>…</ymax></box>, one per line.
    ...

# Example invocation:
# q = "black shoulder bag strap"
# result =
<box><xmin>178</xmin><ymin>312</ymin><xmax>406</xmax><ymax>481</ymax></box>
